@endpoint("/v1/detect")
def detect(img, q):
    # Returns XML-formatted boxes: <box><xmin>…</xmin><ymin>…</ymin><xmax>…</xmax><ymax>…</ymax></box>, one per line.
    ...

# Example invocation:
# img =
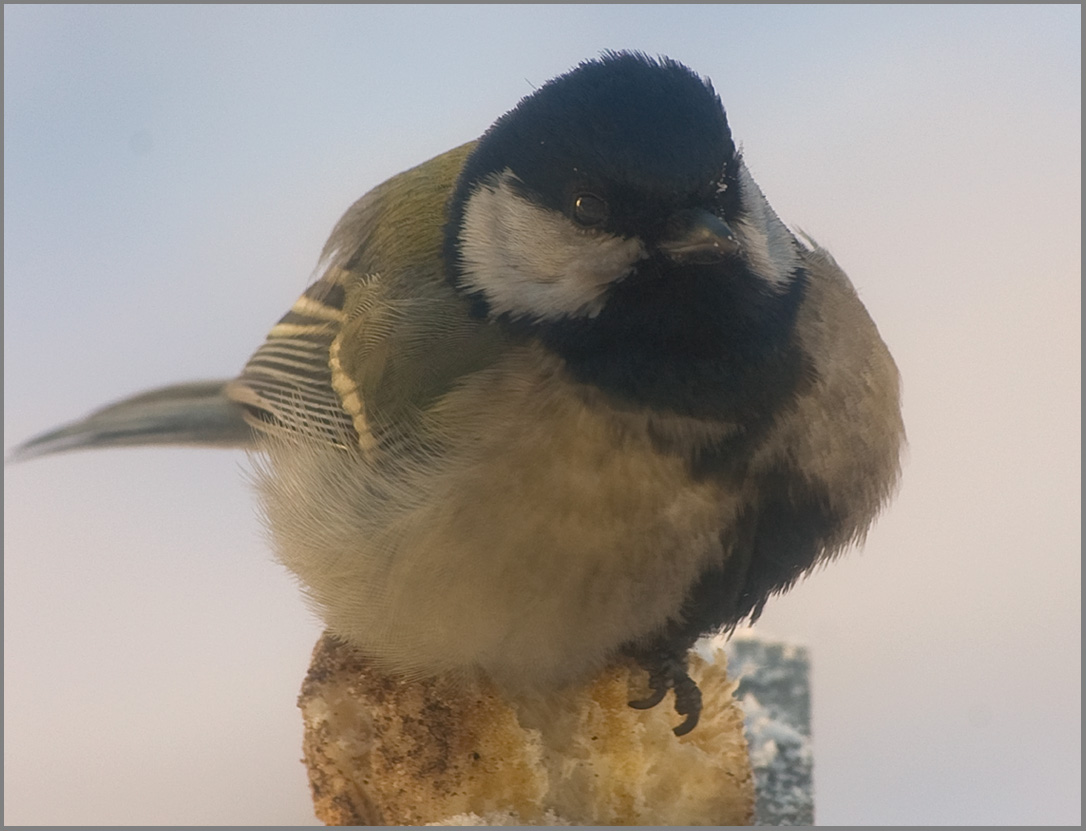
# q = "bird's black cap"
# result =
<box><xmin>448</xmin><ymin>52</ymin><xmax>741</xmax><ymax>244</ymax></box>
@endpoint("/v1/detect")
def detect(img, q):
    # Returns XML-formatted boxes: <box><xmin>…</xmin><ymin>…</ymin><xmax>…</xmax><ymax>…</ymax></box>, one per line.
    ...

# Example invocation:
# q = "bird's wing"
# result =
<box><xmin>225</xmin><ymin>272</ymin><xmax>357</xmax><ymax>447</ymax></box>
<box><xmin>225</xmin><ymin>141</ymin><xmax>504</xmax><ymax>453</ymax></box>
<box><xmin>226</xmin><ymin>262</ymin><xmax>504</xmax><ymax>454</ymax></box>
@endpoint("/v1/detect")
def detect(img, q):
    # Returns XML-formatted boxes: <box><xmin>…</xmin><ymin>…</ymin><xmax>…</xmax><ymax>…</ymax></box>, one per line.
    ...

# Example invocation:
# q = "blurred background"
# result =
<box><xmin>5</xmin><ymin>5</ymin><xmax>1079</xmax><ymax>825</ymax></box>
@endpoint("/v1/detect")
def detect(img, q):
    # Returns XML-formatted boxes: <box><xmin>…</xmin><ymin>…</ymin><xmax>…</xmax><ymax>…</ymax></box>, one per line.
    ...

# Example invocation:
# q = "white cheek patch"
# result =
<box><xmin>732</xmin><ymin>161</ymin><xmax>800</xmax><ymax>291</ymax></box>
<box><xmin>458</xmin><ymin>171</ymin><xmax>646</xmax><ymax>321</ymax></box>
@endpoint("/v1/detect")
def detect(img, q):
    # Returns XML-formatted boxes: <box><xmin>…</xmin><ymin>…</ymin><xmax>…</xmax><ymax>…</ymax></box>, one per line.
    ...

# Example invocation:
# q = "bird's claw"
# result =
<box><xmin>627</xmin><ymin>684</ymin><xmax>668</xmax><ymax>710</ymax></box>
<box><xmin>627</xmin><ymin>649</ymin><xmax>703</xmax><ymax>735</ymax></box>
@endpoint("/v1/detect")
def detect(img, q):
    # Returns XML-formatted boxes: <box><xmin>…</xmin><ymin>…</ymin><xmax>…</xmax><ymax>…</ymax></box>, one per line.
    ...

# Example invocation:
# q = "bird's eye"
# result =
<box><xmin>572</xmin><ymin>193</ymin><xmax>608</xmax><ymax>227</ymax></box>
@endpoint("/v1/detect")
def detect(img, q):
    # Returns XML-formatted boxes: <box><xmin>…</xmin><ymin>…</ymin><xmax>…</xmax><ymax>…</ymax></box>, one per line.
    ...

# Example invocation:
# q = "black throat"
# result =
<box><xmin>529</xmin><ymin>258</ymin><xmax>812</xmax><ymax>426</ymax></box>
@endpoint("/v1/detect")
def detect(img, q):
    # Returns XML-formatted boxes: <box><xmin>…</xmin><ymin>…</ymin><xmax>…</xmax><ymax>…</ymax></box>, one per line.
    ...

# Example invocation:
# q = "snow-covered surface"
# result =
<box><xmin>719</xmin><ymin>632</ymin><xmax>814</xmax><ymax>826</ymax></box>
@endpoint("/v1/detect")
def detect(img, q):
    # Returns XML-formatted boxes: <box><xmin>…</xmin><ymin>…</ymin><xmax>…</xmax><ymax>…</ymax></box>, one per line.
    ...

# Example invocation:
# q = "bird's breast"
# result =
<box><xmin>257</xmin><ymin>345</ymin><xmax>747</xmax><ymax>690</ymax></box>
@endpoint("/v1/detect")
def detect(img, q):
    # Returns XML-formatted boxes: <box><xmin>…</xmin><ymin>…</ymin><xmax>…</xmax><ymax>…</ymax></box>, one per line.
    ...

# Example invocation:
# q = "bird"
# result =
<box><xmin>12</xmin><ymin>52</ymin><xmax>904</xmax><ymax>736</ymax></box>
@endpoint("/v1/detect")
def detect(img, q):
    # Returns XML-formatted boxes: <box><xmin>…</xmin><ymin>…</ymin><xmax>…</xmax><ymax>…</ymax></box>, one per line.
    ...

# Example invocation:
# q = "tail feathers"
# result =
<box><xmin>9</xmin><ymin>380</ymin><xmax>256</xmax><ymax>462</ymax></box>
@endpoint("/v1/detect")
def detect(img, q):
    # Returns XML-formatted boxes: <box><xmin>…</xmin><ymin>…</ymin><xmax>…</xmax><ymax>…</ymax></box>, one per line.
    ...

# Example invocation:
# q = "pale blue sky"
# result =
<box><xmin>5</xmin><ymin>5</ymin><xmax>1080</xmax><ymax>825</ymax></box>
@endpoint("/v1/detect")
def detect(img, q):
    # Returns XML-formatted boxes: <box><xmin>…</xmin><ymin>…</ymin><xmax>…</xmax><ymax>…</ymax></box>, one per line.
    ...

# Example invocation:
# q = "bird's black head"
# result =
<box><xmin>444</xmin><ymin>52</ymin><xmax>808</xmax><ymax>421</ymax></box>
<box><xmin>456</xmin><ymin>53</ymin><xmax>739</xmax><ymax>242</ymax></box>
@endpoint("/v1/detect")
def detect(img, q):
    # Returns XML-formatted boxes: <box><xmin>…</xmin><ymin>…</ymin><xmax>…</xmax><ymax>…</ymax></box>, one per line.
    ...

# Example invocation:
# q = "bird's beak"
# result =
<box><xmin>657</xmin><ymin>208</ymin><xmax>740</xmax><ymax>264</ymax></box>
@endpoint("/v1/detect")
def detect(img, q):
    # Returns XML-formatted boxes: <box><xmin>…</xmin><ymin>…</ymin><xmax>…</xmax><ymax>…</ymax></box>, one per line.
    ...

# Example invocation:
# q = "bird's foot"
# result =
<box><xmin>628</xmin><ymin>647</ymin><xmax>702</xmax><ymax>736</ymax></box>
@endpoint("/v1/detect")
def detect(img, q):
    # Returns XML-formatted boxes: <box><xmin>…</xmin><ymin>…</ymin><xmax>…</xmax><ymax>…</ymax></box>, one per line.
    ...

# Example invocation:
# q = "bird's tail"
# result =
<box><xmin>9</xmin><ymin>380</ymin><xmax>256</xmax><ymax>461</ymax></box>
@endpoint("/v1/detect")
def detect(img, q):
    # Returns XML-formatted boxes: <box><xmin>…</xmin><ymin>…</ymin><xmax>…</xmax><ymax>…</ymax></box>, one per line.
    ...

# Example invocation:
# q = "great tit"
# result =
<box><xmin>14</xmin><ymin>52</ymin><xmax>904</xmax><ymax>735</ymax></box>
